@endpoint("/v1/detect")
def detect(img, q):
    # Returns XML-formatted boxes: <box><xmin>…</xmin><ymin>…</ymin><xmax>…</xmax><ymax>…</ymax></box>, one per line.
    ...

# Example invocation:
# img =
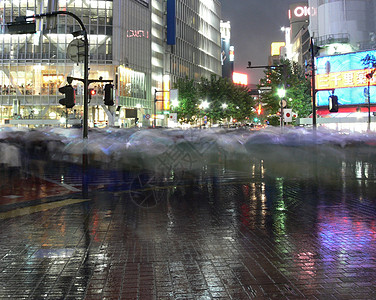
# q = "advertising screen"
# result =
<box><xmin>232</xmin><ymin>72</ymin><xmax>248</xmax><ymax>85</ymax></box>
<box><xmin>316</xmin><ymin>50</ymin><xmax>376</xmax><ymax>107</ymax></box>
<box><xmin>221</xmin><ymin>38</ymin><xmax>233</xmax><ymax>79</ymax></box>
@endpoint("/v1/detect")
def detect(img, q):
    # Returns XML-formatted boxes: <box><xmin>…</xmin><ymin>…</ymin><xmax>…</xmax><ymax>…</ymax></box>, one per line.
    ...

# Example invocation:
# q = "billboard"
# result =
<box><xmin>316</xmin><ymin>50</ymin><xmax>376</xmax><ymax>107</ymax></box>
<box><xmin>221</xmin><ymin>38</ymin><xmax>234</xmax><ymax>79</ymax></box>
<box><xmin>288</xmin><ymin>2</ymin><xmax>310</xmax><ymax>39</ymax></box>
<box><xmin>166</xmin><ymin>0</ymin><xmax>176</xmax><ymax>45</ymax></box>
<box><xmin>232</xmin><ymin>72</ymin><xmax>248</xmax><ymax>85</ymax></box>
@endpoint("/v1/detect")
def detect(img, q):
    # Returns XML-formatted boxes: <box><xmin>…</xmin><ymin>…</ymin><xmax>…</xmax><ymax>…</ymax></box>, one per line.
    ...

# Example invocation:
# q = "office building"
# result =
<box><xmin>0</xmin><ymin>0</ymin><xmax>221</xmax><ymax>127</ymax></box>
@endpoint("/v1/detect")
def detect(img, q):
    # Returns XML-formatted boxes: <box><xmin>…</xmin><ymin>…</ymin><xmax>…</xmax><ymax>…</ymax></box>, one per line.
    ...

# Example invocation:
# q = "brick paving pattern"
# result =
<box><xmin>0</xmin><ymin>158</ymin><xmax>376</xmax><ymax>299</ymax></box>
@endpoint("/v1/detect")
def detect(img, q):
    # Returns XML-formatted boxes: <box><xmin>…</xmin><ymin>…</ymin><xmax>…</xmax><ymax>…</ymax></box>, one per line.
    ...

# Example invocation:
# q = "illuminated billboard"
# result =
<box><xmin>233</xmin><ymin>72</ymin><xmax>248</xmax><ymax>85</ymax></box>
<box><xmin>221</xmin><ymin>39</ymin><xmax>234</xmax><ymax>79</ymax></box>
<box><xmin>316</xmin><ymin>50</ymin><xmax>376</xmax><ymax>107</ymax></box>
<box><xmin>271</xmin><ymin>42</ymin><xmax>285</xmax><ymax>56</ymax></box>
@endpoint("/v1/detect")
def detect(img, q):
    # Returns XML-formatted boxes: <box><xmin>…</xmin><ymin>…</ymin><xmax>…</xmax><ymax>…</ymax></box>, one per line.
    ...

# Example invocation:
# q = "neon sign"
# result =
<box><xmin>294</xmin><ymin>6</ymin><xmax>310</xmax><ymax>17</ymax></box>
<box><xmin>127</xmin><ymin>30</ymin><xmax>149</xmax><ymax>38</ymax></box>
<box><xmin>233</xmin><ymin>72</ymin><xmax>248</xmax><ymax>86</ymax></box>
<box><xmin>289</xmin><ymin>6</ymin><xmax>316</xmax><ymax>19</ymax></box>
<box><xmin>316</xmin><ymin>70</ymin><xmax>376</xmax><ymax>90</ymax></box>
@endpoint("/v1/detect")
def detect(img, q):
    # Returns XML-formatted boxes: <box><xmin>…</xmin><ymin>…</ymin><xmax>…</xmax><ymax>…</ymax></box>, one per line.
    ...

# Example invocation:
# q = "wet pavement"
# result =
<box><xmin>1</xmin><ymin>128</ymin><xmax>376</xmax><ymax>299</ymax></box>
<box><xmin>0</xmin><ymin>159</ymin><xmax>375</xmax><ymax>299</ymax></box>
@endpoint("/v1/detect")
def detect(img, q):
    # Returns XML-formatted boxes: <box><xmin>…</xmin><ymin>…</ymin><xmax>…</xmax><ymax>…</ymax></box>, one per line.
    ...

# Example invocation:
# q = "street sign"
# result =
<box><xmin>145</xmin><ymin>114</ymin><xmax>150</xmax><ymax>119</ymax></box>
<box><xmin>169</xmin><ymin>113</ymin><xmax>177</xmax><ymax>122</ymax></box>
<box><xmin>67</xmin><ymin>39</ymin><xmax>85</xmax><ymax>63</ymax></box>
<box><xmin>280</xmin><ymin>99</ymin><xmax>287</xmax><ymax>108</ymax></box>
<box><xmin>259</xmin><ymin>86</ymin><xmax>272</xmax><ymax>91</ymax></box>
<box><xmin>284</xmin><ymin>109</ymin><xmax>292</xmax><ymax>122</ymax></box>
<box><xmin>170</xmin><ymin>89</ymin><xmax>178</xmax><ymax>102</ymax></box>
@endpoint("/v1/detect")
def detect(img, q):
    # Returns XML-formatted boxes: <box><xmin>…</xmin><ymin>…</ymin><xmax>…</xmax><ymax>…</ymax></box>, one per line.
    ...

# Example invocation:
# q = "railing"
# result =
<box><xmin>316</xmin><ymin>33</ymin><xmax>350</xmax><ymax>46</ymax></box>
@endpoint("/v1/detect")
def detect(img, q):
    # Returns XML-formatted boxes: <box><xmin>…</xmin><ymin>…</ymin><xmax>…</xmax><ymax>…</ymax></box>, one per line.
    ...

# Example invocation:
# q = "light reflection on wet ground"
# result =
<box><xmin>0</xmin><ymin>127</ymin><xmax>376</xmax><ymax>298</ymax></box>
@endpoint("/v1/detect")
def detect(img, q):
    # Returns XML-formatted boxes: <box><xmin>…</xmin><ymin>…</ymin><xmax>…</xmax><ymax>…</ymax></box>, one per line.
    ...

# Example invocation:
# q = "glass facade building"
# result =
<box><xmin>309</xmin><ymin>0</ymin><xmax>376</xmax><ymax>55</ymax></box>
<box><xmin>0</xmin><ymin>0</ymin><xmax>221</xmax><ymax>127</ymax></box>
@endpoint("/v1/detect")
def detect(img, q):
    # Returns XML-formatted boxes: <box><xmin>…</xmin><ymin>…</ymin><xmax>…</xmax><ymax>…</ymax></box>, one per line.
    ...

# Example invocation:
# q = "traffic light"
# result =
<box><xmin>329</xmin><ymin>95</ymin><xmax>339</xmax><ymax>112</ymax></box>
<box><xmin>7</xmin><ymin>17</ymin><xmax>36</xmax><ymax>34</ymax></box>
<box><xmin>89</xmin><ymin>88</ymin><xmax>96</xmax><ymax>99</ymax></box>
<box><xmin>104</xmin><ymin>84</ymin><xmax>114</xmax><ymax>106</ymax></box>
<box><xmin>59</xmin><ymin>85</ymin><xmax>75</xmax><ymax>108</ymax></box>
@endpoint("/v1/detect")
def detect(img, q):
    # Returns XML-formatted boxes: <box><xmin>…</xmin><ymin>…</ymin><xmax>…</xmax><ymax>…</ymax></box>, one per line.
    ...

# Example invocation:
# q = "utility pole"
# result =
<box><xmin>366</xmin><ymin>70</ymin><xmax>375</xmax><ymax>132</ymax></box>
<box><xmin>310</xmin><ymin>37</ymin><xmax>318</xmax><ymax>129</ymax></box>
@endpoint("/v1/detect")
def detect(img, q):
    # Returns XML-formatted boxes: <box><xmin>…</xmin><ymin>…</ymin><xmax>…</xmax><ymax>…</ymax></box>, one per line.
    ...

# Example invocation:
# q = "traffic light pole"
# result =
<box><xmin>310</xmin><ymin>38</ymin><xmax>317</xmax><ymax>129</ymax></box>
<box><xmin>15</xmin><ymin>11</ymin><xmax>89</xmax><ymax>138</ymax></box>
<box><xmin>154</xmin><ymin>89</ymin><xmax>169</xmax><ymax>128</ymax></box>
<box><xmin>10</xmin><ymin>11</ymin><xmax>90</xmax><ymax>198</ymax></box>
<box><xmin>366</xmin><ymin>70</ymin><xmax>375</xmax><ymax>132</ymax></box>
<box><xmin>247</xmin><ymin>63</ymin><xmax>286</xmax><ymax>127</ymax></box>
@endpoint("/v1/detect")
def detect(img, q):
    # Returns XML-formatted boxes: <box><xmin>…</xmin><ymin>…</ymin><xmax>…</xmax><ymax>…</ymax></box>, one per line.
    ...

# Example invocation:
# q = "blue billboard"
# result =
<box><xmin>316</xmin><ymin>50</ymin><xmax>376</xmax><ymax>107</ymax></box>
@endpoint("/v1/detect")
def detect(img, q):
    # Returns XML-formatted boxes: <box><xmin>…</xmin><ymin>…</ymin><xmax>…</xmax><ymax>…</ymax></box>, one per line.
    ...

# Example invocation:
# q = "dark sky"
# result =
<box><xmin>219</xmin><ymin>0</ymin><xmax>299</xmax><ymax>84</ymax></box>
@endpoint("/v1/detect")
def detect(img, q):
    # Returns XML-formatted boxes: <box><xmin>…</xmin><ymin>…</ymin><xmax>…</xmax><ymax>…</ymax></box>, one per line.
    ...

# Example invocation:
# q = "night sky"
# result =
<box><xmin>219</xmin><ymin>0</ymin><xmax>301</xmax><ymax>84</ymax></box>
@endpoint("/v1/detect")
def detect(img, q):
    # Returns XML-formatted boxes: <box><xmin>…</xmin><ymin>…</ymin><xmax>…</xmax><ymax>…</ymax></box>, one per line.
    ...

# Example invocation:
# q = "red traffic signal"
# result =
<box><xmin>89</xmin><ymin>88</ymin><xmax>96</xmax><ymax>99</ymax></box>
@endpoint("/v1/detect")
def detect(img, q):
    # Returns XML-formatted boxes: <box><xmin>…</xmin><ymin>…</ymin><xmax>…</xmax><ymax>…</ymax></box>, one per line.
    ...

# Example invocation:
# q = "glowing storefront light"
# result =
<box><xmin>163</xmin><ymin>75</ymin><xmax>170</xmax><ymax>110</ymax></box>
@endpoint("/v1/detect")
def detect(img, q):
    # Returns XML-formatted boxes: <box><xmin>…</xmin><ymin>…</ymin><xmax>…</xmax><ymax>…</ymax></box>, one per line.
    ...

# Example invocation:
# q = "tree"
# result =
<box><xmin>172</xmin><ymin>75</ymin><xmax>255</xmax><ymax>126</ymax></box>
<box><xmin>172</xmin><ymin>77</ymin><xmax>199</xmax><ymax>124</ymax></box>
<box><xmin>198</xmin><ymin>75</ymin><xmax>255</xmax><ymax>124</ymax></box>
<box><xmin>258</xmin><ymin>59</ymin><xmax>311</xmax><ymax>124</ymax></box>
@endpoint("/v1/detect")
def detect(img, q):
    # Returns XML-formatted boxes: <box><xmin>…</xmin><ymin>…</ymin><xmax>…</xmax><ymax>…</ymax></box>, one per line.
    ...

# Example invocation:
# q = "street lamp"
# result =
<box><xmin>201</xmin><ymin>100</ymin><xmax>210</xmax><ymax>109</ymax></box>
<box><xmin>171</xmin><ymin>99</ymin><xmax>179</xmax><ymax>107</ymax></box>
<box><xmin>221</xmin><ymin>103</ymin><xmax>228</xmax><ymax>127</ymax></box>
<box><xmin>277</xmin><ymin>88</ymin><xmax>286</xmax><ymax>98</ymax></box>
<box><xmin>199</xmin><ymin>100</ymin><xmax>210</xmax><ymax>128</ymax></box>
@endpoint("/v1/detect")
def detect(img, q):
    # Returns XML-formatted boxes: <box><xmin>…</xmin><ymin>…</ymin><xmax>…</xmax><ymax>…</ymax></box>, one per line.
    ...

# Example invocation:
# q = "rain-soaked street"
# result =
<box><xmin>1</xmin><ymin>127</ymin><xmax>376</xmax><ymax>299</ymax></box>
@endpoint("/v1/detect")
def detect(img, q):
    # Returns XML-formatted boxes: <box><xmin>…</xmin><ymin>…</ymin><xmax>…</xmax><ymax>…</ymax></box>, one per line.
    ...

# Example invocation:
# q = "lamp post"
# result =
<box><xmin>221</xmin><ymin>103</ymin><xmax>228</xmax><ymax>127</ymax></box>
<box><xmin>199</xmin><ymin>100</ymin><xmax>209</xmax><ymax>128</ymax></box>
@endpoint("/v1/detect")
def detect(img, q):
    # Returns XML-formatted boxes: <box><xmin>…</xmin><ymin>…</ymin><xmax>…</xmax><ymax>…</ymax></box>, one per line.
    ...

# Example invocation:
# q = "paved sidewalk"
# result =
<box><xmin>0</xmin><ymin>160</ymin><xmax>376</xmax><ymax>299</ymax></box>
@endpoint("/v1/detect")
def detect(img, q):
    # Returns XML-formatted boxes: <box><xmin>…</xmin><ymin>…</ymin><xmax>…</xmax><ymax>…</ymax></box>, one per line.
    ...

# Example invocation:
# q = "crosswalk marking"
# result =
<box><xmin>0</xmin><ymin>198</ymin><xmax>91</xmax><ymax>220</ymax></box>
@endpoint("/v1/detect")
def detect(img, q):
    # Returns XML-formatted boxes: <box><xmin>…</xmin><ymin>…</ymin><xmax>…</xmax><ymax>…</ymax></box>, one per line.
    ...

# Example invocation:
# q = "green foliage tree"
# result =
<box><xmin>198</xmin><ymin>75</ymin><xmax>255</xmax><ymax>124</ymax></box>
<box><xmin>172</xmin><ymin>77</ymin><xmax>199</xmax><ymax>124</ymax></box>
<box><xmin>172</xmin><ymin>75</ymin><xmax>255</xmax><ymax>126</ymax></box>
<box><xmin>258</xmin><ymin>59</ymin><xmax>312</xmax><ymax>125</ymax></box>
